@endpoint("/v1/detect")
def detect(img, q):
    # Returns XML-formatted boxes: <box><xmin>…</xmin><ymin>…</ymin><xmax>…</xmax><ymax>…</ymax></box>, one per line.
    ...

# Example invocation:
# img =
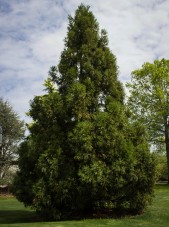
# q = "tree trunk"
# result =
<box><xmin>164</xmin><ymin>117</ymin><xmax>169</xmax><ymax>184</ymax></box>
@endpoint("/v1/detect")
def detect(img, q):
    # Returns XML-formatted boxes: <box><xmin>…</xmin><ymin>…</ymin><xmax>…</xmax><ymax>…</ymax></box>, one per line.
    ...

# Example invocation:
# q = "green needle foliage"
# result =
<box><xmin>13</xmin><ymin>4</ymin><xmax>155</xmax><ymax>220</ymax></box>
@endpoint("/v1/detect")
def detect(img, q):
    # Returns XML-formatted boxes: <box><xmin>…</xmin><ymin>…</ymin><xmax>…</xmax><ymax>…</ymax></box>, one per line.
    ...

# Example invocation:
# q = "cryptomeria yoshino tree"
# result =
<box><xmin>13</xmin><ymin>5</ymin><xmax>155</xmax><ymax>220</ymax></box>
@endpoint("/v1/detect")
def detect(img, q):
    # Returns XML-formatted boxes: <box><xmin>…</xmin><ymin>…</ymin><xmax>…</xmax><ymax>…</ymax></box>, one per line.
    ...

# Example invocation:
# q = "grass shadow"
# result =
<box><xmin>0</xmin><ymin>210</ymin><xmax>40</xmax><ymax>224</ymax></box>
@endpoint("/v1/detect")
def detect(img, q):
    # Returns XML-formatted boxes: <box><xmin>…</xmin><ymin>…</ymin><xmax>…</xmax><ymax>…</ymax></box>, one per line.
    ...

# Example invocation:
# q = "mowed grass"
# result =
<box><xmin>0</xmin><ymin>184</ymin><xmax>169</xmax><ymax>227</ymax></box>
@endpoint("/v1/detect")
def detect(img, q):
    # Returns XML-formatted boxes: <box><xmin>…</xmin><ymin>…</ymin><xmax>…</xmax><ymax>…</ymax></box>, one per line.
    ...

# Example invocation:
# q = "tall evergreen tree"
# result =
<box><xmin>13</xmin><ymin>5</ymin><xmax>155</xmax><ymax>220</ymax></box>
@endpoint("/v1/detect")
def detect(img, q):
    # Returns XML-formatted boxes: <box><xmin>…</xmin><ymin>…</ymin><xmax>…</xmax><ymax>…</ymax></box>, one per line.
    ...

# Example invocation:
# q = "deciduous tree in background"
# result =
<box><xmin>13</xmin><ymin>4</ymin><xmax>155</xmax><ymax>220</ymax></box>
<box><xmin>127</xmin><ymin>59</ymin><xmax>169</xmax><ymax>183</ymax></box>
<box><xmin>0</xmin><ymin>98</ymin><xmax>24</xmax><ymax>185</ymax></box>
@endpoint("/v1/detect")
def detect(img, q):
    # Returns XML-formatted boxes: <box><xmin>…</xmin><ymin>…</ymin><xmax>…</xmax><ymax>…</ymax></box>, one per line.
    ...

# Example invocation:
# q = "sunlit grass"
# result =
<box><xmin>0</xmin><ymin>184</ymin><xmax>169</xmax><ymax>227</ymax></box>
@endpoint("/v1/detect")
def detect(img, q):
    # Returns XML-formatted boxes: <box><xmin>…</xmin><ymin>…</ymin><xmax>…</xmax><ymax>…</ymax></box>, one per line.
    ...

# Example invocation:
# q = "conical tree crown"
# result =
<box><xmin>56</xmin><ymin>4</ymin><xmax>124</xmax><ymax>119</ymax></box>
<box><xmin>66</xmin><ymin>5</ymin><xmax>99</xmax><ymax>49</ymax></box>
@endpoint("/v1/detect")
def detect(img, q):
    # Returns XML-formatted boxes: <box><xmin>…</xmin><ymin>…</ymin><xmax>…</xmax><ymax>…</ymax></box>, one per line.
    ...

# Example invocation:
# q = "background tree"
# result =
<box><xmin>0</xmin><ymin>98</ymin><xmax>24</xmax><ymax>185</ymax></box>
<box><xmin>13</xmin><ymin>4</ymin><xmax>155</xmax><ymax>220</ymax></box>
<box><xmin>127</xmin><ymin>58</ymin><xmax>169</xmax><ymax>183</ymax></box>
<box><xmin>154</xmin><ymin>152</ymin><xmax>168</xmax><ymax>182</ymax></box>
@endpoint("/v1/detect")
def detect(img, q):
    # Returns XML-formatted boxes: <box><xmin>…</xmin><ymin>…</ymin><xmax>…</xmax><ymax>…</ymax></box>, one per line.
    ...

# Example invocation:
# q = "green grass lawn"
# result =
<box><xmin>0</xmin><ymin>184</ymin><xmax>169</xmax><ymax>227</ymax></box>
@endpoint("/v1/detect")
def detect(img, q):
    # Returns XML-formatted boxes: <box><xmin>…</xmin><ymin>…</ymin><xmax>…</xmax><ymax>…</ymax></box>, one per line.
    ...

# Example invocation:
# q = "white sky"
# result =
<box><xmin>0</xmin><ymin>0</ymin><xmax>169</xmax><ymax>123</ymax></box>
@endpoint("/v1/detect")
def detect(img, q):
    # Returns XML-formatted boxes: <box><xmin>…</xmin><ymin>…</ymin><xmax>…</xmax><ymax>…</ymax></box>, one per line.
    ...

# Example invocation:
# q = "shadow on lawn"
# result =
<box><xmin>0</xmin><ymin>210</ymin><xmax>40</xmax><ymax>224</ymax></box>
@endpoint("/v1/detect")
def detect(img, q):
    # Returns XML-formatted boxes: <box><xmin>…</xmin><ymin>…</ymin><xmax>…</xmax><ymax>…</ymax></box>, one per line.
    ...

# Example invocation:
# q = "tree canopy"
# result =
<box><xmin>0</xmin><ymin>98</ymin><xmax>24</xmax><ymax>185</ymax></box>
<box><xmin>127</xmin><ymin>58</ymin><xmax>169</xmax><ymax>182</ymax></box>
<box><xmin>13</xmin><ymin>4</ymin><xmax>155</xmax><ymax>220</ymax></box>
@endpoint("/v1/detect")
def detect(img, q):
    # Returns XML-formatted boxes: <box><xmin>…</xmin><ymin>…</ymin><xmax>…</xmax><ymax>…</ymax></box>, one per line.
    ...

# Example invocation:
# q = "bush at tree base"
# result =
<box><xmin>13</xmin><ymin>4</ymin><xmax>156</xmax><ymax>220</ymax></box>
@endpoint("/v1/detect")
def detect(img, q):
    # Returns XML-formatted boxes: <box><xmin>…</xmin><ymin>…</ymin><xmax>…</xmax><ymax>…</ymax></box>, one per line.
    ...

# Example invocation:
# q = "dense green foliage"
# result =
<box><xmin>0</xmin><ymin>98</ymin><xmax>24</xmax><ymax>185</ymax></box>
<box><xmin>127</xmin><ymin>59</ymin><xmax>169</xmax><ymax>182</ymax></box>
<box><xmin>13</xmin><ymin>5</ymin><xmax>155</xmax><ymax>220</ymax></box>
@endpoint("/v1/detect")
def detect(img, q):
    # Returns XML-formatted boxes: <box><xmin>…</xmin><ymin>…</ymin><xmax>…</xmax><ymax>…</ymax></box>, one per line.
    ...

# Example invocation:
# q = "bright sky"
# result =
<box><xmin>0</xmin><ymin>0</ymin><xmax>169</xmax><ymax>123</ymax></box>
